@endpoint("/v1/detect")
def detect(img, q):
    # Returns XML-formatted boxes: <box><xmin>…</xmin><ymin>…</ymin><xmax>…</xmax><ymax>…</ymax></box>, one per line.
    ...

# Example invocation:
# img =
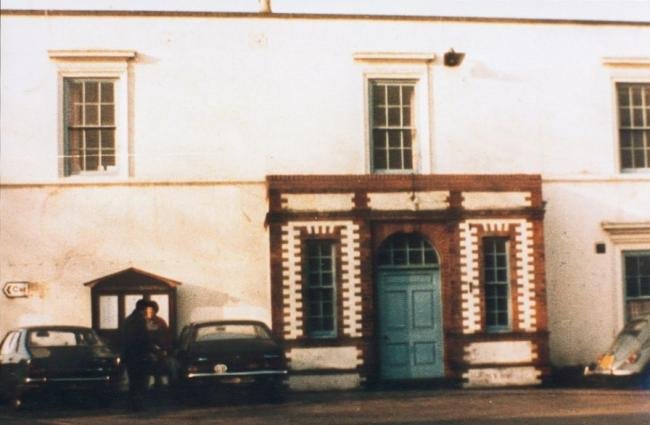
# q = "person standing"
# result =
<box><xmin>121</xmin><ymin>298</ymin><xmax>154</xmax><ymax>411</ymax></box>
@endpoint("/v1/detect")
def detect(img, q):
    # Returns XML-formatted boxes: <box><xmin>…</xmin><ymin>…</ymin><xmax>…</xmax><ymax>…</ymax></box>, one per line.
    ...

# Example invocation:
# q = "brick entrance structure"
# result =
<box><xmin>266</xmin><ymin>174</ymin><xmax>549</xmax><ymax>389</ymax></box>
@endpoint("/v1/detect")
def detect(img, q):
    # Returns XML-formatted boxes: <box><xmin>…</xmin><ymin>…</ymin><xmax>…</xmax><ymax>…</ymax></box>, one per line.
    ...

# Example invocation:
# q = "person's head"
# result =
<box><xmin>145</xmin><ymin>300</ymin><xmax>159</xmax><ymax>319</ymax></box>
<box><xmin>135</xmin><ymin>299</ymin><xmax>148</xmax><ymax>313</ymax></box>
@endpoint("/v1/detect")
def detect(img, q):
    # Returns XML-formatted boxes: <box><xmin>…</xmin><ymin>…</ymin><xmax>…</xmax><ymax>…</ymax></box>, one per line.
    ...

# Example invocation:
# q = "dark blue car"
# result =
<box><xmin>0</xmin><ymin>326</ymin><xmax>121</xmax><ymax>408</ymax></box>
<box><xmin>171</xmin><ymin>320</ymin><xmax>288</xmax><ymax>403</ymax></box>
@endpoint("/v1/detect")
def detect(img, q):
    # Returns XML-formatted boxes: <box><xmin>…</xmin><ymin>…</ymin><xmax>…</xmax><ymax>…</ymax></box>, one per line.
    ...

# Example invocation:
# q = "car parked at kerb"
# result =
<box><xmin>584</xmin><ymin>315</ymin><xmax>650</xmax><ymax>387</ymax></box>
<box><xmin>171</xmin><ymin>320</ymin><xmax>288</xmax><ymax>402</ymax></box>
<box><xmin>0</xmin><ymin>326</ymin><xmax>121</xmax><ymax>408</ymax></box>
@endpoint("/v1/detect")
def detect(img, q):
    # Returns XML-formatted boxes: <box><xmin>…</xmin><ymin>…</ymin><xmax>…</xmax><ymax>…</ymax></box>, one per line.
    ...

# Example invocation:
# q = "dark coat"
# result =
<box><xmin>121</xmin><ymin>309</ymin><xmax>153</xmax><ymax>365</ymax></box>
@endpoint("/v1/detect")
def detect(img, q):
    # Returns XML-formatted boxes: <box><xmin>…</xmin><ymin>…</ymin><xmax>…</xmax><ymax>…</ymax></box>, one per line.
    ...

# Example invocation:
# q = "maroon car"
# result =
<box><xmin>0</xmin><ymin>326</ymin><xmax>121</xmax><ymax>408</ymax></box>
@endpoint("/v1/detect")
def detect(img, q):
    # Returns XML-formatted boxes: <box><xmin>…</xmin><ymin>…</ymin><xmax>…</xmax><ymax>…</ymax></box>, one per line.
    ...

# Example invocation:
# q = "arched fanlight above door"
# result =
<box><xmin>377</xmin><ymin>232</ymin><xmax>439</xmax><ymax>268</ymax></box>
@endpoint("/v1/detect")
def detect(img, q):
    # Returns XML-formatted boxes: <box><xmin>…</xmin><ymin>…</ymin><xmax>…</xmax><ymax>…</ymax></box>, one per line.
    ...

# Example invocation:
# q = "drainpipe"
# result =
<box><xmin>259</xmin><ymin>0</ymin><xmax>272</xmax><ymax>13</ymax></box>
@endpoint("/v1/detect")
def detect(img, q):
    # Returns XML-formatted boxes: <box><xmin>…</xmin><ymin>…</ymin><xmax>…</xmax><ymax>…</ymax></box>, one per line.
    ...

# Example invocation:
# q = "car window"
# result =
<box><xmin>0</xmin><ymin>332</ymin><xmax>20</xmax><ymax>355</ymax></box>
<box><xmin>27</xmin><ymin>329</ymin><xmax>102</xmax><ymax>347</ymax></box>
<box><xmin>194</xmin><ymin>324</ymin><xmax>271</xmax><ymax>342</ymax></box>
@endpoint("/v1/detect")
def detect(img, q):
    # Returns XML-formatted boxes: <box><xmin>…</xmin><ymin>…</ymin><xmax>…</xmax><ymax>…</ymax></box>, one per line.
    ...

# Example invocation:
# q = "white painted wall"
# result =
<box><xmin>544</xmin><ymin>179</ymin><xmax>650</xmax><ymax>365</ymax></box>
<box><xmin>1</xmin><ymin>12</ymin><xmax>649</xmax><ymax>367</ymax></box>
<box><xmin>0</xmin><ymin>184</ymin><xmax>271</xmax><ymax>335</ymax></box>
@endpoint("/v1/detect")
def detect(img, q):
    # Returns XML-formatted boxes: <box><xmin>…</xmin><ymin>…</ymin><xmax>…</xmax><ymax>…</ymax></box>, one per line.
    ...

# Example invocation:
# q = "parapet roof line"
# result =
<box><xmin>1</xmin><ymin>9</ymin><xmax>649</xmax><ymax>27</ymax></box>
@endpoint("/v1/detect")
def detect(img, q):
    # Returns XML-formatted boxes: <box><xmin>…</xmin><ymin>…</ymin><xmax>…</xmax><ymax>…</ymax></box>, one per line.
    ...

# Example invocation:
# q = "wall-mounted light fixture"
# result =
<box><xmin>444</xmin><ymin>49</ymin><xmax>465</xmax><ymax>67</ymax></box>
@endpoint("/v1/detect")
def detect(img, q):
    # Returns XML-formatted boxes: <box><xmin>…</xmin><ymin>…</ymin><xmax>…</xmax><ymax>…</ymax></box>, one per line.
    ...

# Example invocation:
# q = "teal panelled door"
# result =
<box><xmin>378</xmin><ymin>268</ymin><xmax>444</xmax><ymax>379</ymax></box>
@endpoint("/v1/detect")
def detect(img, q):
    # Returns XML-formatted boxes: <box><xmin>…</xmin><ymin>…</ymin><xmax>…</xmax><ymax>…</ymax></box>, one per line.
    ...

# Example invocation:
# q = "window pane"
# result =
<box><xmin>621</xmin><ymin>149</ymin><xmax>633</xmax><ymax>169</ymax></box>
<box><xmin>373</xmin><ymin>106</ymin><xmax>386</xmax><ymax>126</ymax></box>
<box><xmin>633</xmin><ymin>108</ymin><xmax>644</xmax><ymax>127</ymax></box>
<box><xmin>86</xmin><ymin>129</ymin><xmax>99</xmax><ymax>149</ymax></box>
<box><xmin>85</xmin><ymin>81</ymin><xmax>99</xmax><ymax>102</ymax></box>
<box><xmin>620</xmin><ymin>130</ymin><xmax>632</xmax><ymax>148</ymax></box>
<box><xmin>373</xmin><ymin>129</ymin><xmax>387</xmax><ymax>149</ymax></box>
<box><xmin>102</xmin><ymin>152</ymin><xmax>116</xmax><ymax>168</ymax></box>
<box><xmin>403</xmin><ymin>148</ymin><xmax>412</xmax><ymax>169</ymax></box>
<box><xmin>101</xmin><ymin>105</ymin><xmax>115</xmax><ymax>125</ymax></box>
<box><xmin>409</xmin><ymin>248</ymin><xmax>423</xmax><ymax>265</ymax></box>
<box><xmin>323</xmin><ymin>317</ymin><xmax>334</xmax><ymax>331</ymax></box>
<box><xmin>124</xmin><ymin>295</ymin><xmax>145</xmax><ymax>318</ymax></box>
<box><xmin>72</xmin><ymin>105</ymin><xmax>84</xmax><ymax>126</ymax></box>
<box><xmin>403</xmin><ymin>130</ymin><xmax>412</xmax><ymax>148</ymax></box>
<box><xmin>641</xmin><ymin>277</ymin><xmax>650</xmax><ymax>296</ymax></box>
<box><xmin>387</xmin><ymin>86</ymin><xmax>400</xmax><ymax>105</ymax></box>
<box><xmin>150</xmin><ymin>294</ymin><xmax>170</xmax><ymax>324</ymax></box>
<box><xmin>632</xmin><ymin>87</ymin><xmax>642</xmax><ymax>105</ymax></box>
<box><xmin>403</xmin><ymin>106</ymin><xmax>411</xmax><ymax>126</ymax></box>
<box><xmin>99</xmin><ymin>295</ymin><xmax>118</xmax><ymax>329</ymax></box>
<box><xmin>85</xmin><ymin>105</ymin><xmax>98</xmax><ymax>125</ymax></box>
<box><xmin>321</xmin><ymin>272</ymin><xmax>333</xmax><ymax>285</ymax></box>
<box><xmin>618</xmin><ymin>86</ymin><xmax>629</xmax><ymax>106</ymax></box>
<box><xmin>388</xmin><ymin>148</ymin><xmax>402</xmax><ymax>169</ymax></box>
<box><xmin>402</xmin><ymin>85</ymin><xmax>414</xmax><ymax>106</ymax></box>
<box><xmin>388</xmin><ymin>107</ymin><xmax>401</xmax><ymax>126</ymax></box>
<box><xmin>372</xmin><ymin>84</ymin><xmax>385</xmax><ymax>105</ymax></box>
<box><xmin>374</xmin><ymin>146</ymin><xmax>387</xmax><ymax>170</ymax></box>
<box><xmin>101</xmin><ymin>82</ymin><xmax>114</xmax><ymax>102</ymax></box>
<box><xmin>620</xmin><ymin>108</ymin><xmax>631</xmax><ymax>127</ymax></box>
<box><xmin>392</xmin><ymin>247</ymin><xmax>407</xmax><ymax>265</ymax></box>
<box><xmin>388</xmin><ymin>130</ymin><xmax>401</xmax><ymax>148</ymax></box>
<box><xmin>637</xmin><ymin>255</ymin><xmax>650</xmax><ymax>276</ymax></box>
<box><xmin>101</xmin><ymin>129</ymin><xmax>115</xmax><ymax>148</ymax></box>
<box><xmin>424</xmin><ymin>249</ymin><xmax>436</xmax><ymax>264</ymax></box>
<box><xmin>69</xmin><ymin>81</ymin><xmax>83</xmax><ymax>103</ymax></box>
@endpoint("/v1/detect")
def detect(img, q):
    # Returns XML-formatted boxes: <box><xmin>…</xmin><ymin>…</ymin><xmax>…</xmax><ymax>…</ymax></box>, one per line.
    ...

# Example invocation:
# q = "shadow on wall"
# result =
<box><xmin>176</xmin><ymin>284</ymin><xmax>269</xmax><ymax>328</ymax></box>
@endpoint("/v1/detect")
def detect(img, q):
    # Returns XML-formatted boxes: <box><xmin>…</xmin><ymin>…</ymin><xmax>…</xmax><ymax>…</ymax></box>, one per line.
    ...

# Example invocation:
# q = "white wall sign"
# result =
<box><xmin>3</xmin><ymin>281</ymin><xmax>30</xmax><ymax>298</ymax></box>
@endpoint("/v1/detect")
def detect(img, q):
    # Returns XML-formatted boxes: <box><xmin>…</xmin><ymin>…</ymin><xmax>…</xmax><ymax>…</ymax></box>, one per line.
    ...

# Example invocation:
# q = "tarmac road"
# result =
<box><xmin>0</xmin><ymin>387</ymin><xmax>649</xmax><ymax>425</ymax></box>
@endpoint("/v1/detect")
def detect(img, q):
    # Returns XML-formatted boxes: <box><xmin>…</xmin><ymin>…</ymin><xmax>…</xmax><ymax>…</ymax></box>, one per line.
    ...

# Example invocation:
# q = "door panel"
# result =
<box><xmin>413</xmin><ymin>290</ymin><xmax>434</xmax><ymax>328</ymax></box>
<box><xmin>385</xmin><ymin>291</ymin><xmax>408</xmax><ymax>329</ymax></box>
<box><xmin>414</xmin><ymin>342</ymin><xmax>436</xmax><ymax>365</ymax></box>
<box><xmin>385</xmin><ymin>344</ymin><xmax>409</xmax><ymax>366</ymax></box>
<box><xmin>378</xmin><ymin>269</ymin><xmax>443</xmax><ymax>380</ymax></box>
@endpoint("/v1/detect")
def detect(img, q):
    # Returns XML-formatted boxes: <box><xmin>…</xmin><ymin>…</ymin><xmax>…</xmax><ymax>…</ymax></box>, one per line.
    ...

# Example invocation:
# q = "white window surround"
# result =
<box><xmin>603</xmin><ymin>57</ymin><xmax>650</xmax><ymax>174</ymax></box>
<box><xmin>355</xmin><ymin>52</ymin><xmax>435</xmax><ymax>174</ymax></box>
<box><xmin>49</xmin><ymin>50</ymin><xmax>135</xmax><ymax>179</ymax></box>
<box><xmin>602</xmin><ymin>221</ymin><xmax>650</xmax><ymax>331</ymax></box>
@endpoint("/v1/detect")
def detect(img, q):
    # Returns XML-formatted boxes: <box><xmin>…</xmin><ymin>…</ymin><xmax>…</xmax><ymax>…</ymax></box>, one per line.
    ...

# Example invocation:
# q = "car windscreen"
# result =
<box><xmin>621</xmin><ymin>319</ymin><xmax>649</xmax><ymax>337</ymax></box>
<box><xmin>27</xmin><ymin>329</ymin><xmax>103</xmax><ymax>348</ymax></box>
<box><xmin>194</xmin><ymin>324</ymin><xmax>272</xmax><ymax>342</ymax></box>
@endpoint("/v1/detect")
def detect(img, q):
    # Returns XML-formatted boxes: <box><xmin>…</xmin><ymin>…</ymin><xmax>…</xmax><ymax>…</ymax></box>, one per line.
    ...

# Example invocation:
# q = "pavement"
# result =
<box><xmin>0</xmin><ymin>386</ymin><xmax>649</xmax><ymax>425</ymax></box>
